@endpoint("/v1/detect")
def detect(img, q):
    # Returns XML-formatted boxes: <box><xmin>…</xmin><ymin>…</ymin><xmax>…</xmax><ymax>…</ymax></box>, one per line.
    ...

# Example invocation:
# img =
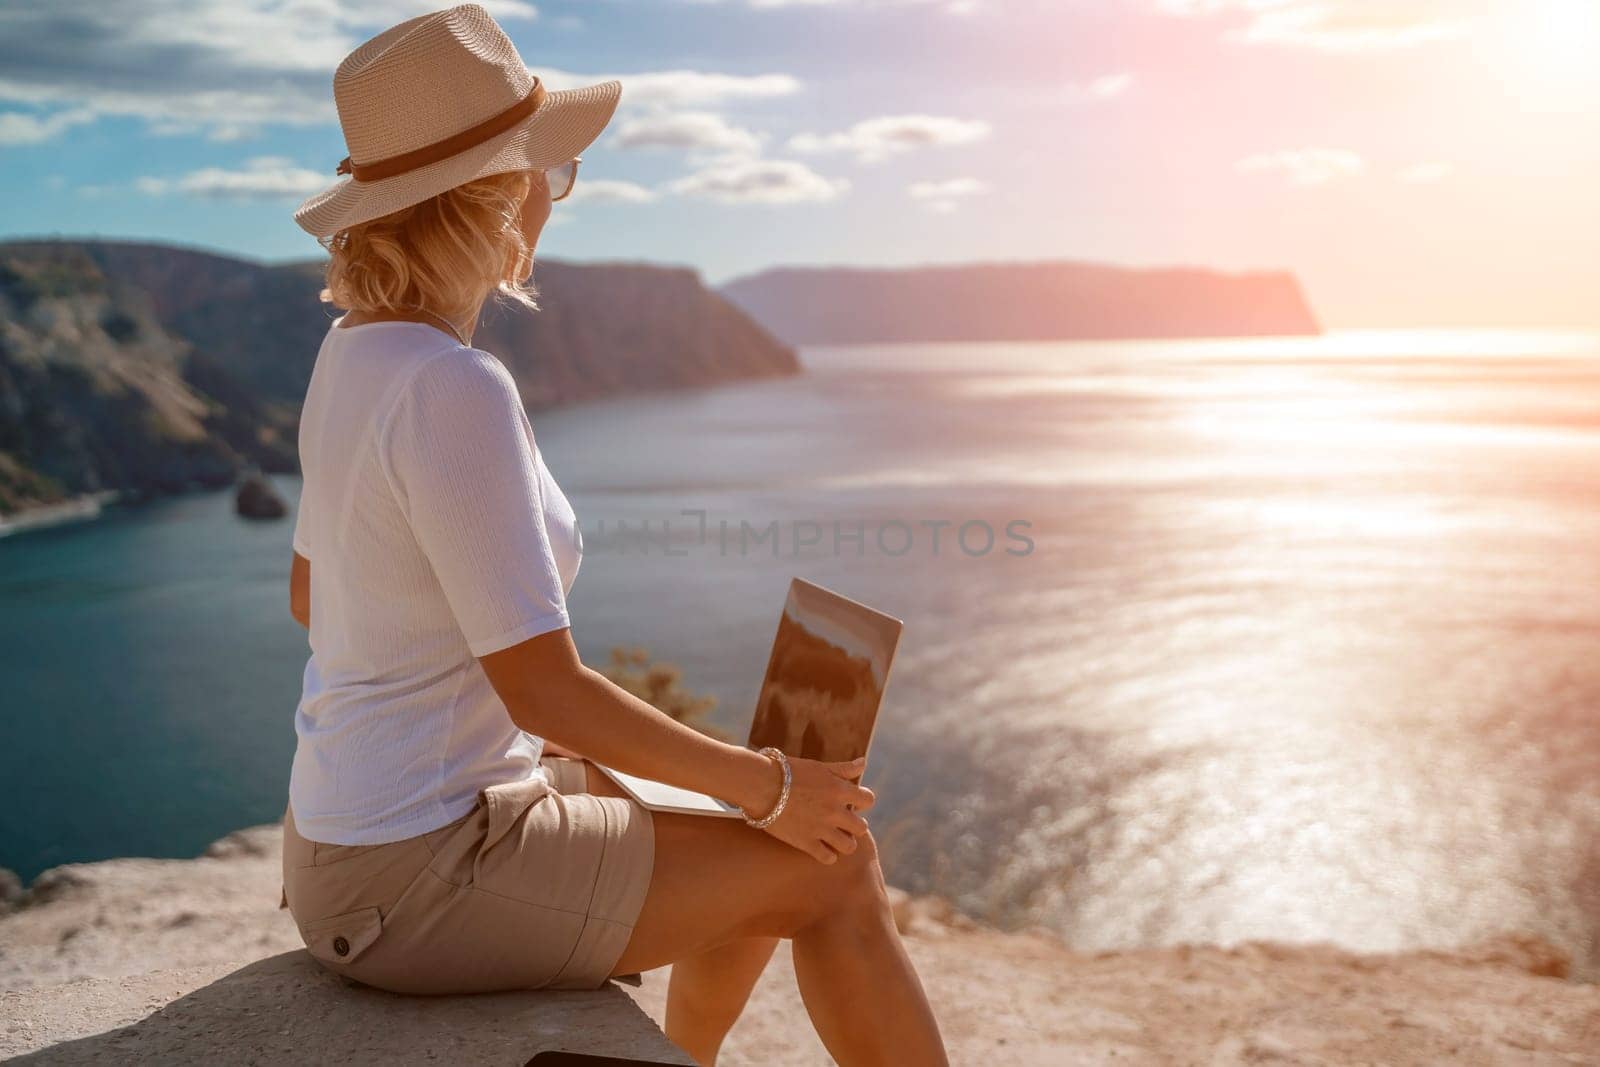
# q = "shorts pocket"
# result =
<box><xmin>539</xmin><ymin>756</ymin><xmax>590</xmax><ymax>795</ymax></box>
<box><xmin>300</xmin><ymin>905</ymin><xmax>384</xmax><ymax>966</ymax></box>
<box><xmin>312</xmin><ymin>840</ymin><xmax>389</xmax><ymax>866</ymax></box>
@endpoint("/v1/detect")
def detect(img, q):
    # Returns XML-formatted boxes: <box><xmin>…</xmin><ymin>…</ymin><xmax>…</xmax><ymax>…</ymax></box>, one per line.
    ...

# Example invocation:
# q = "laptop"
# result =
<box><xmin>592</xmin><ymin>578</ymin><xmax>903</xmax><ymax>817</ymax></box>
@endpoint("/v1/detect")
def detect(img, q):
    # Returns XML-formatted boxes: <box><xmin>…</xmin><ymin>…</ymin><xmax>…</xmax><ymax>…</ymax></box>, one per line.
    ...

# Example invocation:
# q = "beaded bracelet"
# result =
<box><xmin>741</xmin><ymin>746</ymin><xmax>791</xmax><ymax>830</ymax></box>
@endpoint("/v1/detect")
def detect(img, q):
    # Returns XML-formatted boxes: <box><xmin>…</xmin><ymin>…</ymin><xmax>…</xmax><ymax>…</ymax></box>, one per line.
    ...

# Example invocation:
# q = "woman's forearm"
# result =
<box><xmin>512</xmin><ymin>666</ymin><xmax>778</xmax><ymax>815</ymax></box>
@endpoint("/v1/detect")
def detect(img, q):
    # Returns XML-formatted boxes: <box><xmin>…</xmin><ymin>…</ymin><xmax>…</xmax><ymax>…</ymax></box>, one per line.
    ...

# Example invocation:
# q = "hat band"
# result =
<box><xmin>335</xmin><ymin>79</ymin><xmax>547</xmax><ymax>183</ymax></box>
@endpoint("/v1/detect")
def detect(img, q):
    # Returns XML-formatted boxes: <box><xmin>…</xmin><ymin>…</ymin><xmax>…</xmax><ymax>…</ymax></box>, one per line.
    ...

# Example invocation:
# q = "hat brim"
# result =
<box><xmin>293</xmin><ymin>77</ymin><xmax>622</xmax><ymax>239</ymax></box>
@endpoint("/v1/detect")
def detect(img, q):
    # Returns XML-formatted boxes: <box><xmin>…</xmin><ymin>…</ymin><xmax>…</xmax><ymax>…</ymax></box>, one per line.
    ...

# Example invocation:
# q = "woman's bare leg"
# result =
<box><xmin>665</xmin><ymin>937</ymin><xmax>780</xmax><ymax>1064</ymax></box>
<box><xmin>608</xmin><ymin>807</ymin><xmax>947</xmax><ymax>1067</ymax></box>
<box><xmin>579</xmin><ymin>763</ymin><xmax>782</xmax><ymax>1064</ymax></box>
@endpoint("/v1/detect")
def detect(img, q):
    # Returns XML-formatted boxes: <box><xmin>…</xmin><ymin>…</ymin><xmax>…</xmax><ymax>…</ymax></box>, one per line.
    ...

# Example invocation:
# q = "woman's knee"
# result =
<box><xmin>782</xmin><ymin>829</ymin><xmax>888</xmax><ymax>933</ymax></box>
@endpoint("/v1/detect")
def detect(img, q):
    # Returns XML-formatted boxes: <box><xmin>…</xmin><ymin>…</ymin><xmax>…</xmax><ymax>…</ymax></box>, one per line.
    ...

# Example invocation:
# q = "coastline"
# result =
<box><xmin>0</xmin><ymin>490</ymin><xmax>121</xmax><ymax>539</ymax></box>
<box><xmin>3</xmin><ymin>822</ymin><xmax>1596</xmax><ymax>1063</ymax></box>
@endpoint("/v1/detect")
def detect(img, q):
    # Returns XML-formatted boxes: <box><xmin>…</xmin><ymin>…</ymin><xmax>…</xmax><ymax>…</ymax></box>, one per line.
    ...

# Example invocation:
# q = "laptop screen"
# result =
<box><xmin>745</xmin><ymin>578</ymin><xmax>903</xmax><ymax>763</ymax></box>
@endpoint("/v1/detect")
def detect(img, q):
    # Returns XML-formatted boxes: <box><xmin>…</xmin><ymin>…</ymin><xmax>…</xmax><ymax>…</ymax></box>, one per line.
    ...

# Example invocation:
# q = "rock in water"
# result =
<box><xmin>235</xmin><ymin>474</ymin><xmax>287</xmax><ymax>520</ymax></box>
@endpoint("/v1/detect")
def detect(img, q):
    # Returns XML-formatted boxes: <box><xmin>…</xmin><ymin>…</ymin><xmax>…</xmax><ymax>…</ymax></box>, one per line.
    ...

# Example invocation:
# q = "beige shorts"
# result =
<box><xmin>280</xmin><ymin>756</ymin><xmax>654</xmax><ymax>994</ymax></box>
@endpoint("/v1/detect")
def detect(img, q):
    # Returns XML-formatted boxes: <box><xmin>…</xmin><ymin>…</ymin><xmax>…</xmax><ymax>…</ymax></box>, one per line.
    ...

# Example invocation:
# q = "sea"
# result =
<box><xmin>4</xmin><ymin>330</ymin><xmax>1598</xmax><ymax>977</ymax></box>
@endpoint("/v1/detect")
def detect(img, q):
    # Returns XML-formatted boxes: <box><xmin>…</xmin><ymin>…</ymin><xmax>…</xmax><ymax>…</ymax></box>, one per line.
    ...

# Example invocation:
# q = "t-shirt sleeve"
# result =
<box><xmin>379</xmin><ymin>349</ymin><xmax>571</xmax><ymax>656</ymax></box>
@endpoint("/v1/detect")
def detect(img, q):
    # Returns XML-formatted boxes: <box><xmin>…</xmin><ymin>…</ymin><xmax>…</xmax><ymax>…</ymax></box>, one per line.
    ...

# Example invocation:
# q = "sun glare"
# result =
<box><xmin>1523</xmin><ymin>0</ymin><xmax>1600</xmax><ymax>80</ymax></box>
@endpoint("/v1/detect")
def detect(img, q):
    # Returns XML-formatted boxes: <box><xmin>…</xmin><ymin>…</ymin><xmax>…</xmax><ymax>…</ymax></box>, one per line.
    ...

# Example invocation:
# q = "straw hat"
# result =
<box><xmin>293</xmin><ymin>3</ymin><xmax>621</xmax><ymax>238</ymax></box>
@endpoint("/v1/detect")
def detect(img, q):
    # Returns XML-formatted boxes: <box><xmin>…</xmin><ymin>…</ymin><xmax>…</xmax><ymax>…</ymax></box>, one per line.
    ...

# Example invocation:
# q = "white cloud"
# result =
<box><xmin>566</xmin><ymin>179</ymin><xmax>660</xmax><ymax>204</ymax></box>
<box><xmin>0</xmin><ymin>1</ymin><xmax>412</xmax><ymax>139</ymax></box>
<box><xmin>908</xmin><ymin>176</ymin><xmax>989</xmax><ymax>213</ymax></box>
<box><xmin>0</xmin><ymin>107</ymin><xmax>96</xmax><ymax>145</ymax></box>
<box><xmin>908</xmin><ymin>177</ymin><xmax>990</xmax><ymax>199</ymax></box>
<box><xmin>788</xmin><ymin>114</ymin><xmax>991</xmax><ymax>163</ymax></box>
<box><xmin>448</xmin><ymin>2</ymin><xmax>540</xmax><ymax>20</ymax></box>
<box><xmin>1396</xmin><ymin>161</ymin><xmax>1454</xmax><ymax>184</ymax></box>
<box><xmin>535</xmin><ymin>68</ymin><xmax>801</xmax><ymax>108</ymax></box>
<box><xmin>1056</xmin><ymin>73</ymin><xmax>1135</xmax><ymax>106</ymax></box>
<box><xmin>1085</xmin><ymin>73</ymin><xmax>1135</xmax><ymax>99</ymax></box>
<box><xmin>0</xmin><ymin>2</ymin><xmax>780</xmax><ymax>146</ymax></box>
<box><xmin>668</xmin><ymin>159</ymin><xmax>848</xmax><ymax>204</ymax></box>
<box><xmin>1157</xmin><ymin>0</ymin><xmax>1472</xmax><ymax>52</ymax></box>
<box><xmin>692</xmin><ymin>0</ymin><xmax>978</xmax><ymax>10</ymax></box>
<box><xmin>612</xmin><ymin>111</ymin><xmax>764</xmax><ymax>157</ymax></box>
<box><xmin>1235</xmin><ymin>147</ymin><xmax>1365</xmax><ymax>186</ymax></box>
<box><xmin>137</xmin><ymin>155</ymin><xmax>331</xmax><ymax>199</ymax></box>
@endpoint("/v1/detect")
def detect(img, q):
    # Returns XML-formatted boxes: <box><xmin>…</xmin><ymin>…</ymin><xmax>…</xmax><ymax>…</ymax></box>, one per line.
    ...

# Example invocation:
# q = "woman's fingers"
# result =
<box><xmin>819</xmin><ymin>762</ymin><xmax>876</xmax><ymax>812</ymax></box>
<box><xmin>808</xmin><ymin>839</ymin><xmax>838</xmax><ymax>864</ymax></box>
<box><xmin>843</xmin><ymin>781</ymin><xmax>875</xmax><ymax>812</ymax></box>
<box><xmin>825</xmin><ymin>756</ymin><xmax>867</xmax><ymax>781</ymax></box>
<box><xmin>838</xmin><ymin>808</ymin><xmax>870</xmax><ymax>836</ymax></box>
<box><xmin>806</xmin><ymin>830</ymin><xmax>856</xmax><ymax>863</ymax></box>
<box><xmin>826</xmin><ymin>827</ymin><xmax>859</xmax><ymax>855</ymax></box>
<box><xmin>764</xmin><ymin>755</ymin><xmax>878</xmax><ymax>862</ymax></box>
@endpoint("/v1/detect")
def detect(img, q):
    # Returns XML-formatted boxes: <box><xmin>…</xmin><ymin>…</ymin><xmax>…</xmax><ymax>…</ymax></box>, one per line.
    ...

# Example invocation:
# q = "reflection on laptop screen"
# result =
<box><xmin>746</xmin><ymin>578</ymin><xmax>903</xmax><ymax>763</ymax></box>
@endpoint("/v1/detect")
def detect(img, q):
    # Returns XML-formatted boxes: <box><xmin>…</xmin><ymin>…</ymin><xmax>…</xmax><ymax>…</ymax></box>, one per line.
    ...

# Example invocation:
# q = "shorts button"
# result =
<box><xmin>333</xmin><ymin>936</ymin><xmax>350</xmax><ymax>957</ymax></box>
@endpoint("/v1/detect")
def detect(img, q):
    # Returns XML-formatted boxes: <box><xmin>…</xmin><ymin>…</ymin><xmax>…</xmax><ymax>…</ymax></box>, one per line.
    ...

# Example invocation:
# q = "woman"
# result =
<box><xmin>281</xmin><ymin>6</ymin><xmax>948</xmax><ymax>1065</ymax></box>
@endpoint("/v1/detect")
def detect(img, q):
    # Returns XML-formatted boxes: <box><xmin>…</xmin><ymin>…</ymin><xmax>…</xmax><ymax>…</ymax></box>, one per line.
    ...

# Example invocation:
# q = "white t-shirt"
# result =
<box><xmin>288</xmin><ymin>317</ymin><xmax>582</xmax><ymax>845</ymax></box>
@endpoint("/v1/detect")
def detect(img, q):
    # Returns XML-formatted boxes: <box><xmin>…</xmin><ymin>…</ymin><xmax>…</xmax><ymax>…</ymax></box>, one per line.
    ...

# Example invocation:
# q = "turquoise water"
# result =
<box><xmin>1</xmin><ymin>481</ymin><xmax>309</xmax><ymax>876</ymax></box>
<box><xmin>4</xmin><ymin>331</ymin><xmax>1600</xmax><ymax>975</ymax></box>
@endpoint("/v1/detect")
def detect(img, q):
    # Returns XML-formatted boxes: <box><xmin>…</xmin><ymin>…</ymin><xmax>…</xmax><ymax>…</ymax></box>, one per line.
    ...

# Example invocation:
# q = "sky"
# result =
<box><xmin>1</xmin><ymin>0</ymin><xmax>1597</xmax><ymax>328</ymax></box>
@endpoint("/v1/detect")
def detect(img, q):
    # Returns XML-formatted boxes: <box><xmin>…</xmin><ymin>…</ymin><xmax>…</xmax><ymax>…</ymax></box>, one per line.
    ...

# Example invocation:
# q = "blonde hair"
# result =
<box><xmin>315</xmin><ymin>169</ymin><xmax>540</xmax><ymax>325</ymax></box>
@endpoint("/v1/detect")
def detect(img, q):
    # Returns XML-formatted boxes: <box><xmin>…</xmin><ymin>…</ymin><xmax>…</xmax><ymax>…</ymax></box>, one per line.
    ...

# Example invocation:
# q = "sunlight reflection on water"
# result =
<box><xmin>762</xmin><ymin>331</ymin><xmax>1600</xmax><ymax>977</ymax></box>
<box><xmin>6</xmin><ymin>328</ymin><xmax>1597</xmax><ymax>979</ymax></box>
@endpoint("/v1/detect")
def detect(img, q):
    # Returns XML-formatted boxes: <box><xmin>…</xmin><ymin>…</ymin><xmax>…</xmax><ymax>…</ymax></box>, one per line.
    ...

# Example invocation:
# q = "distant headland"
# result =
<box><xmin>721</xmin><ymin>261</ymin><xmax>1322</xmax><ymax>345</ymax></box>
<box><xmin>0</xmin><ymin>238</ymin><xmax>798</xmax><ymax>517</ymax></box>
<box><xmin>0</xmin><ymin>240</ymin><xmax>1324</xmax><ymax>521</ymax></box>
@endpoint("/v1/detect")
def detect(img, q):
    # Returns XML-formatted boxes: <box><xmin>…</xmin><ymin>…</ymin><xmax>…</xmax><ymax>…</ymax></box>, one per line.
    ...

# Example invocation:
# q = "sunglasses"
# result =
<box><xmin>544</xmin><ymin>158</ymin><xmax>580</xmax><ymax>203</ymax></box>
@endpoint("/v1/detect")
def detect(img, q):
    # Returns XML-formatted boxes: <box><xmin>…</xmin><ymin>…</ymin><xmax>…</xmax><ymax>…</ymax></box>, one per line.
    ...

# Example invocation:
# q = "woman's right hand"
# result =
<box><xmin>755</xmin><ymin>755</ymin><xmax>875</xmax><ymax>863</ymax></box>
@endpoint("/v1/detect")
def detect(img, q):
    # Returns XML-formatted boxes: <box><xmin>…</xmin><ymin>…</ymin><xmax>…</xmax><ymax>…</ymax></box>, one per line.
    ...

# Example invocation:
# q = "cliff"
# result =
<box><xmin>3</xmin><ymin>823</ymin><xmax>1596</xmax><ymax>1064</ymax></box>
<box><xmin>720</xmin><ymin>261</ymin><xmax>1322</xmax><ymax>345</ymax></box>
<box><xmin>0</xmin><ymin>239</ymin><xmax>798</xmax><ymax>516</ymax></box>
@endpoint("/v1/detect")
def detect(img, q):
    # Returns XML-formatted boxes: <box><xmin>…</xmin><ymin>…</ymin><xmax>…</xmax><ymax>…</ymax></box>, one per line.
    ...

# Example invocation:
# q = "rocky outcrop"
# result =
<box><xmin>4</xmin><ymin>956</ymin><xmax>694</xmax><ymax>1065</ymax></box>
<box><xmin>472</xmin><ymin>259</ymin><xmax>801</xmax><ymax>410</ymax></box>
<box><xmin>234</xmin><ymin>472</ymin><xmax>287</xmax><ymax>519</ymax></box>
<box><xmin>3</xmin><ymin>822</ymin><xmax>1597</xmax><ymax>1064</ymax></box>
<box><xmin>721</xmin><ymin>261</ymin><xmax>1322</xmax><ymax>345</ymax></box>
<box><xmin>0</xmin><ymin>244</ymin><xmax>261</xmax><ymax>513</ymax></box>
<box><xmin>0</xmin><ymin>239</ymin><xmax>799</xmax><ymax>517</ymax></box>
